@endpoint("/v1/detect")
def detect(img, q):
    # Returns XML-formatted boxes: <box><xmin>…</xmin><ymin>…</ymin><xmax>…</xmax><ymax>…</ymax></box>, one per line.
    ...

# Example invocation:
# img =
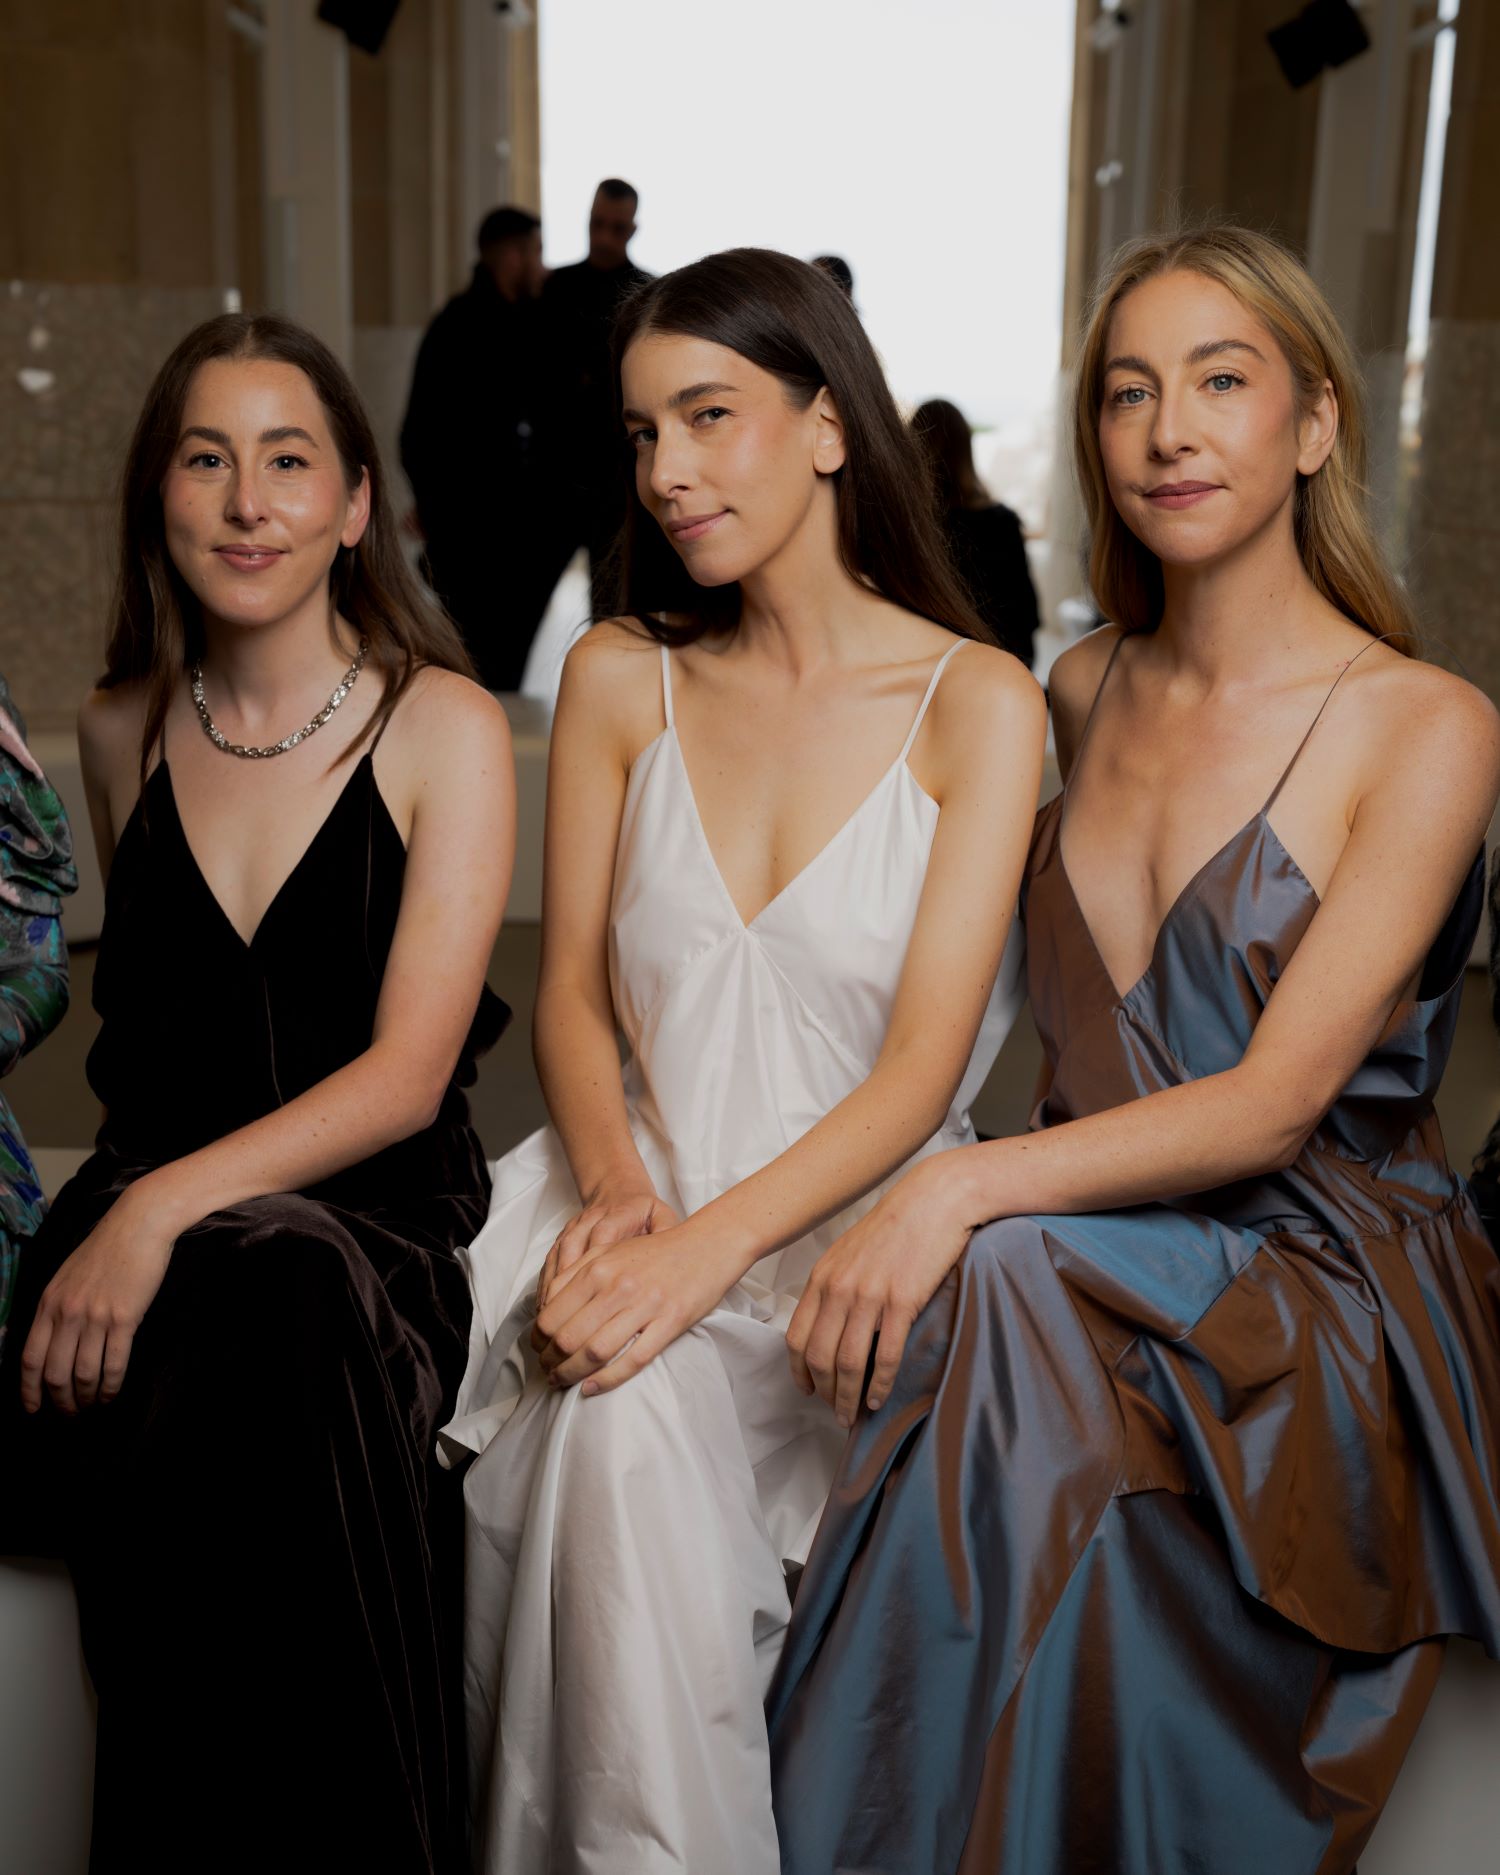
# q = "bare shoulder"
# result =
<box><xmin>77</xmin><ymin>681</ymin><xmax>149</xmax><ymax>782</ymax></box>
<box><xmin>383</xmin><ymin>663</ymin><xmax>513</xmax><ymax>779</ymax></box>
<box><xmin>927</xmin><ymin>638</ymin><xmax>1046</xmax><ymax>735</ymax></box>
<box><xmin>1046</xmin><ymin>625</ymin><xmax>1125</xmax><ymax>772</ymax></box>
<box><xmin>1361</xmin><ymin>653</ymin><xmax>1500</xmax><ymax>806</ymax></box>
<box><xmin>1047</xmin><ymin>625</ymin><xmax>1124</xmax><ymax>721</ymax></box>
<box><xmin>915</xmin><ymin>640</ymin><xmax>1046</xmax><ymax>808</ymax></box>
<box><xmin>555</xmin><ymin>618</ymin><xmax>667</xmax><ymax>759</ymax></box>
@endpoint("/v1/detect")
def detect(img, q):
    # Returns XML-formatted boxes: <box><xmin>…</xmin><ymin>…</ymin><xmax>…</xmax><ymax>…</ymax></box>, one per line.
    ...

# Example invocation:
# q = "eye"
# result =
<box><xmin>186</xmin><ymin>451</ymin><xmax>226</xmax><ymax>469</ymax></box>
<box><xmin>270</xmin><ymin>454</ymin><xmax>308</xmax><ymax>470</ymax></box>
<box><xmin>627</xmin><ymin>427</ymin><xmax>656</xmax><ymax>451</ymax></box>
<box><xmin>693</xmin><ymin>406</ymin><xmax>729</xmax><ymax>426</ymax></box>
<box><xmin>1110</xmin><ymin>385</ymin><xmax>1149</xmax><ymax>407</ymax></box>
<box><xmin>1205</xmin><ymin>371</ymin><xmax>1244</xmax><ymax>394</ymax></box>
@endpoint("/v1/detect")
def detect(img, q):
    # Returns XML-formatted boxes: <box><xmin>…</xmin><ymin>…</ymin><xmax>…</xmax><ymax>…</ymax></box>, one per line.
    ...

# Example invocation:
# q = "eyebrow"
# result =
<box><xmin>1103</xmin><ymin>339</ymin><xmax>1269</xmax><ymax>377</ymax></box>
<box><xmin>178</xmin><ymin>424</ymin><xmax>320</xmax><ymax>448</ymax></box>
<box><xmin>620</xmin><ymin>381</ymin><xmax>740</xmax><ymax>424</ymax></box>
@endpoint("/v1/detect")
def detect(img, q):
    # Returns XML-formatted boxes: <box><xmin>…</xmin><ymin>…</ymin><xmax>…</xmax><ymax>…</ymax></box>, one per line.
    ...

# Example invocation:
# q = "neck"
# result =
<box><xmin>197</xmin><ymin>596</ymin><xmax>359</xmax><ymax>730</ymax></box>
<box><xmin>1152</xmin><ymin>496</ymin><xmax>1324</xmax><ymax>688</ymax></box>
<box><xmin>734</xmin><ymin>491</ymin><xmax>880</xmax><ymax>674</ymax></box>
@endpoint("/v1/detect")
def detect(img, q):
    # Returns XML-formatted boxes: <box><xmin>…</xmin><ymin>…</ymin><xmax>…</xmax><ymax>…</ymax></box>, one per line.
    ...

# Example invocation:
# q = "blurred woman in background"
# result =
<box><xmin>912</xmin><ymin>397</ymin><xmax>1039</xmax><ymax>668</ymax></box>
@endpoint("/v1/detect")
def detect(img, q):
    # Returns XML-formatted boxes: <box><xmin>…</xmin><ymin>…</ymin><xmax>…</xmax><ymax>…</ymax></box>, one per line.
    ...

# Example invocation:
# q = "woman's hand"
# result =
<box><xmin>531</xmin><ymin>1186</ymin><xmax>681</xmax><ymax>1328</ymax></box>
<box><xmin>533</xmin><ymin>1218</ymin><xmax>745</xmax><ymax>1396</ymax></box>
<box><xmin>786</xmin><ymin>1155</ymin><xmax>977</xmax><ymax>1427</ymax></box>
<box><xmin>19</xmin><ymin>1182</ymin><xmax>177</xmax><ymax>1415</ymax></box>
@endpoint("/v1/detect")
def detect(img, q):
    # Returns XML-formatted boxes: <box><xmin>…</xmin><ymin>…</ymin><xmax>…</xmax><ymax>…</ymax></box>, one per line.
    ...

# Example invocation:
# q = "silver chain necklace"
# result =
<box><xmin>191</xmin><ymin>639</ymin><xmax>369</xmax><ymax>759</ymax></box>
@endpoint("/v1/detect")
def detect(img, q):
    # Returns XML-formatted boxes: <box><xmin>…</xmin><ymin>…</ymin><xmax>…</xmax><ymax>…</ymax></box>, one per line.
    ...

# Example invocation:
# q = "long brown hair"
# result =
<box><xmin>1073</xmin><ymin>223</ymin><xmax>1416</xmax><ymax>650</ymax></box>
<box><xmin>104</xmin><ymin>312</ymin><xmax>475</xmax><ymax>784</ymax></box>
<box><xmin>911</xmin><ymin>399</ymin><xmax>990</xmax><ymax>512</ymax></box>
<box><xmin>603</xmin><ymin>249</ymin><xmax>991</xmax><ymax>646</ymax></box>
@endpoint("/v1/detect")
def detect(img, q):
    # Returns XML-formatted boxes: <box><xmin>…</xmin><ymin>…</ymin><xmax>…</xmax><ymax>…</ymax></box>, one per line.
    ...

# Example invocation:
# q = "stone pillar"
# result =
<box><xmin>1304</xmin><ymin>0</ymin><xmax>1430</xmax><ymax>541</ymax></box>
<box><xmin>261</xmin><ymin>0</ymin><xmax>353</xmax><ymax>362</ymax></box>
<box><xmin>1408</xmin><ymin>0</ymin><xmax>1500</xmax><ymax>696</ymax></box>
<box><xmin>0</xmin><ymin>1</ymin><xmax>238</xmax><ymax>719</ymax></box>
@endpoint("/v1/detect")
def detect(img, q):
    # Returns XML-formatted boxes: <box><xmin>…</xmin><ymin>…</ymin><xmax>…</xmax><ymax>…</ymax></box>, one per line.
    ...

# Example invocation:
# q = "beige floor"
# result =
<box><xmin>12</xmin><ymin>929</ymin><xmax>1500</xmax><ymax>1184</ymax></box>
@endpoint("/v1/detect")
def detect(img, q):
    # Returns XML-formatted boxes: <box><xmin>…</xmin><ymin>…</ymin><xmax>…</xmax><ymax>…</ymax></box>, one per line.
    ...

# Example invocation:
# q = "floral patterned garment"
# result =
<box><xmin>0</xmin><ymin>675</ymin><xmax>77</xmax><ymax>1345</ymax></box>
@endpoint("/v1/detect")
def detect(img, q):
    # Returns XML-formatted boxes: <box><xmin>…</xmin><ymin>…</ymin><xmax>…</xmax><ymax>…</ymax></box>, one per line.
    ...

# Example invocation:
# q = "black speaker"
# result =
<box><xmin>317</xmin><ymin>0</ymin><xmax>401</xmax><ymax>56</ymax></box>
<box><xmin>1267</xmin><ymin>0</ymin><xmax>1371</xmax><ymax>89</ymax></box>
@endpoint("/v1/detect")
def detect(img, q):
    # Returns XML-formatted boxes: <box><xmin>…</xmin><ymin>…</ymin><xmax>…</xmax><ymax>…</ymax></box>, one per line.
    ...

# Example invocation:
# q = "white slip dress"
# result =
<box><xmin>440</xmin><ymin>639</ymin><xmax>1025</xmax><ymax>1874</ymax></box>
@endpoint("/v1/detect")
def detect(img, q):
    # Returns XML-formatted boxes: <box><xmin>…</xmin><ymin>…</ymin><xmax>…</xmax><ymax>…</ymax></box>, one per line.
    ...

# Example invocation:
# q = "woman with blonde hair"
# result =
<box><xmin>769</xmin><ymin>224</ymin><xmax>1500</xmax><ymax>1873</ymax></box>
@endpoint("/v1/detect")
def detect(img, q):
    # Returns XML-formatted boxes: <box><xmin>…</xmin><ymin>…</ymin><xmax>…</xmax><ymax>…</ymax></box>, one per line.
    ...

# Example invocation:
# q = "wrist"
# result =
<box><xmin>580</xmin><ymin>1162</ymin><xmax>655</xmax><ymax>1208</ymax></box>
<box><xmin>920</xmin><ymin>1143</ymin><xmax>998</xmax><ymax>1231</ymax></box>
<box><xmin>126</xmin><ymin>1163</ymin><xmax>205</xmax><ymax>1239</ymax></box>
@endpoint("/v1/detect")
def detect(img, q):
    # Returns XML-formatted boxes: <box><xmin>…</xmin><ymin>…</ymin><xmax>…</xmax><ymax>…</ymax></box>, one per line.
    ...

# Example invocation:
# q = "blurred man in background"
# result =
<box><xmin>401</xmin><ymin>205</ymin><xmax>547</xmax><ymax>691</ymax></box>
<box><xmin>530</xmin><ymin>179</ymin><xmax>651</xmax><ymax>616</ymax></box>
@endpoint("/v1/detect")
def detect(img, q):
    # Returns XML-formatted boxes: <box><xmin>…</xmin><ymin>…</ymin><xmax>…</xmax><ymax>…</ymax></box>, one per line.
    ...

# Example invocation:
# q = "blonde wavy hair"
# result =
<box><xmin>1072</xmin><ymin>223</ymin><xmax>1415</xmax><ymax>652</ymax></box>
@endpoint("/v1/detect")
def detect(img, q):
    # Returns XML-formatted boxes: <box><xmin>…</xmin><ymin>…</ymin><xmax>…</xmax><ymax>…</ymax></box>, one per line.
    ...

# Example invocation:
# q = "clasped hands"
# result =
<box><xmin>532</xmin><ymin>1157</ymin><xmax>975</xmax><ymax>1424</ymax></box>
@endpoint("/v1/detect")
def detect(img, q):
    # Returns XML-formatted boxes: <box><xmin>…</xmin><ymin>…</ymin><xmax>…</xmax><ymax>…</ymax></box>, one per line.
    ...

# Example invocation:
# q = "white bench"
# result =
<box><xmin>2</xmin><ymin>1543</ymin><xmax>1495</xmax><ymax>1870</ymax></box>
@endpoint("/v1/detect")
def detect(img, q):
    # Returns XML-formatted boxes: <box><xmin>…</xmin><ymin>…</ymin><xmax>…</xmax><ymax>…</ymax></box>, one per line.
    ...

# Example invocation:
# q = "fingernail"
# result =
<box><xmin>868</xmin><ymin>1394</ymin><xmax>884</xmax><ymax>1411</ymax></box>
<box><xmin>838</xmin><ymin>1411</ymin><xmax>851</xmax><ymax>1429</ymax></box>
<box><xmin>580</xmin><ymin>1381</ymin><xmax>598</xmax><ymax>1397</ymax></box>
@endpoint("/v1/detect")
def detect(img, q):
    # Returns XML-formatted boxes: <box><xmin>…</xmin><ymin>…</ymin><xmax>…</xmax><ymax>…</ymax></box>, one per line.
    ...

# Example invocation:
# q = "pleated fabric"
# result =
<box><xmin>0</xmin><ymin>752</ymin><xmax>507</xmax><ymax>1875</ymax></box>
<box><xmin>769</xmin><ymin>785</ymin><xmax>1500</xmax><ymax>1875</ymax></box>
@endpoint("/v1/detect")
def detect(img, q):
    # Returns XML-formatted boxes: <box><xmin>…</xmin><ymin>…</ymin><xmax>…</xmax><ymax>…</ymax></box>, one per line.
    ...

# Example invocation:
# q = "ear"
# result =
<box><xmin>341</xmin><ymin>466</ymin><xmax>372</xmax><ymax>550</ymax></box>
<box><xmin>1296</xmin><ymin>378</ymin><xmax>1338</xmax><ymax>477</ymax></box>
<box><xmin>812</xmin><ymin>387</ymin><xmax>846</xmax><ymax>477</ymax></box>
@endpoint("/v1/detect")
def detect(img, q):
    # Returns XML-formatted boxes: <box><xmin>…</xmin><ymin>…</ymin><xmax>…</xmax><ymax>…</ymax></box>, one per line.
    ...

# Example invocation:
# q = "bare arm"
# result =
<box><xmin>794</xmin><ymin>668</ymin><xmax>1500</xmax><ymax>1421</ymax></box>
<box><xmin>533</xmin><ymin>627</ymin><xmax>660</xmax><ymax>1210</ymax></box>
<box><xmin>23</xmin><ymin>672</ymin><xmax>515</xmax><ymax>1414</ymax></box>
<box><xmin>664</xmin><ymin>658</ymin><xmax>1045</xmax><ymax>1267</ymax></box>
<box><xmin>944</xmin><ymin>676</ymin><xmax>1500</xmax><ymax>1219</ymax></box>
<box><xmin>534</xmin><ymin>648</ymin><xmax>1048</xmax><ymax>1395</ymax></box>
<box><xmin>142</xmin><ymin>676</ymin><xmax>514</xmax><ymax>1221</ymax></box>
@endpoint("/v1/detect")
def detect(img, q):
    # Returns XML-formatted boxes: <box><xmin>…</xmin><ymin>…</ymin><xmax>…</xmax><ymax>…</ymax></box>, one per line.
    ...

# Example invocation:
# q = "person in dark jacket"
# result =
<box><xmin>912</xmin><ymin>398</ymin><xmax>1040</xmax><ymax>668</ymax></box>
<box><xmin>401</xmin><ymin>205</ymin><xmax>547</xmax><ymax>691</ymax></box>
<box><xmin>530</xmin><ymin>179</ymin><xmax>650</xmax><ymax>616</ymax></box>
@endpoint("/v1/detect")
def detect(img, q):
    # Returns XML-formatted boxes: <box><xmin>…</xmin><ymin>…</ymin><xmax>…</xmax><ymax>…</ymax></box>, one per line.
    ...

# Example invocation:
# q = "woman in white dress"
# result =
<box><xmin>441</xmin><ymin>248</ymin><xmax>1045</xmax><ymax>1873</ymax></box>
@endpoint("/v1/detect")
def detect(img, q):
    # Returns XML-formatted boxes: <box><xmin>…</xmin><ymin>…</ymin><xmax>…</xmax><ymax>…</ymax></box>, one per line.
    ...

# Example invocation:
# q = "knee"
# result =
<box><xmin>171</xmin><ymin>1197</ymin><xmax>366</xmax><ymax>1363</ymax></box>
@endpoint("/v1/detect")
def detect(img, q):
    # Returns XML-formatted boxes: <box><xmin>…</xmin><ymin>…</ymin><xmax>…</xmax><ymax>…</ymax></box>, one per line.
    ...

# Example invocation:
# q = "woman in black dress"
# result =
<box><xmin>912</xmin><ymin>398</ymin><xmax>1039</xmax><ymax>668</ymax></box>
<box><xmin>0</xmin><ymin>314</ymin><xmax>513</xmax><ymax>1873</ymax></box>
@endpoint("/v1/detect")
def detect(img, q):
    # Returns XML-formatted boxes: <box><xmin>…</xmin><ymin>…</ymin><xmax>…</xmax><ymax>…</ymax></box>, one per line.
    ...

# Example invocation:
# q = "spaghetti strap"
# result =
<box><xmin>1262</xmin><ymin>632</ymin><xmax>1399</xmax><ymax>814</ymax></box>
<box><xmin>898</xmin><ymin>641</ymin><xmax>966</xmax><ymax>763</ymax></box>
<box><xmin>1060</xmin><ymin>628</ymin><xmax>1131</xmax><ymax>803</ymax></box>
<box><xmin>660</xmin><ymin>644</ymin><xmax>676</xmax><ymax>731</ymax></box>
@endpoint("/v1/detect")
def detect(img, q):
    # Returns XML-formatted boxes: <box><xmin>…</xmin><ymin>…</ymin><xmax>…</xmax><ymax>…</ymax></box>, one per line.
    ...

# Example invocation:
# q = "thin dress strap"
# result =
<box><xmin>660</xmin><ymin>643</ymin><xmax>675</xmax><ymax>731</ymax></box>
<box><xmin>898</xmin><ymin>640</ymin><xmax>966</xmax><ymax>763</ymax></box>
<box><xmin>1261</xmin><ymin>632</ymin><xmax>1398</xmax><ymax>815</ymax></box>
<box><xmin>1060</xmin><ymin>628</ymin><xmax>1131</xmax><ymax>805</ymax></box>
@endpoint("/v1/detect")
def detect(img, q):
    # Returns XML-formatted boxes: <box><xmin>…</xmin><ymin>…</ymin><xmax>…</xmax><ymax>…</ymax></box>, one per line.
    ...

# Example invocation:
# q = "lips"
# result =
<box><xmin>1143</xmin><ymin>482</ymin><xmax>1221</xmax><ymax>510</ymax></box>
<box><xmin>213</xmin><ymin>546</ymin><xmax>287</xmax><ymax>570</ymax></box>
<box><xmin>666</xmin><ymin>511</ymin><xmax>727</xmax><ymax>543</ymax></box>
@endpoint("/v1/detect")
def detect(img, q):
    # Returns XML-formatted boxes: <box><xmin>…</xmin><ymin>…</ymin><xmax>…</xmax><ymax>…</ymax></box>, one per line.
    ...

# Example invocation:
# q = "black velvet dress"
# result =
<box><xmin>0</xmin><ymin>749</ymin><xmax>507</xmax><ymax>1874</ymax></box>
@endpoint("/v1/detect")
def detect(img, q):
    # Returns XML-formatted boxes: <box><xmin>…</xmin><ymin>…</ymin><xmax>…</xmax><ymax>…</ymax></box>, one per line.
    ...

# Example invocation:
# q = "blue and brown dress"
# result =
<box><xmin>769</xmin><ymin>639</ymin><xmax>1500</xmax><ymax>1875</ymax></box>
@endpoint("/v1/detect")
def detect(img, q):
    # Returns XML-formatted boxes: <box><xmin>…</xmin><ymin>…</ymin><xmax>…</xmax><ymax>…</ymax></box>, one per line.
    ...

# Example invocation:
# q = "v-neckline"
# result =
<box><xmin>1052</xmin><ymin>802</ymin><xmax>1318</xmax><ymax>1007</ymax></box>
<box><xmin>667</xmin><ymin>727</ymin><xmax>926</xmax><ymax>932</ymax></box>
<box><xmin>156</xmin><ymin>753</ymin><xmax>378</xmax><ymax>951</ymax></box>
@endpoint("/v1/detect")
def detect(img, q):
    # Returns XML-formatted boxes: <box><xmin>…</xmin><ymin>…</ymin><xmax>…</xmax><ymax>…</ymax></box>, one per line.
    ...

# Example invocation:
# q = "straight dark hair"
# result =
<box><xmin>103</xmin><ymin>311</ymin><xmax>475</xmax><ymax>786</ymax></box>
<box><xmin>912</xmin><ymin>399</ymin><xmax>991</xmax><ymax>512</ymax></box>
<box><xmin>602</xmin><ymin>249</ymin><xmax>993</xmax><ymax>647</ymax></box>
